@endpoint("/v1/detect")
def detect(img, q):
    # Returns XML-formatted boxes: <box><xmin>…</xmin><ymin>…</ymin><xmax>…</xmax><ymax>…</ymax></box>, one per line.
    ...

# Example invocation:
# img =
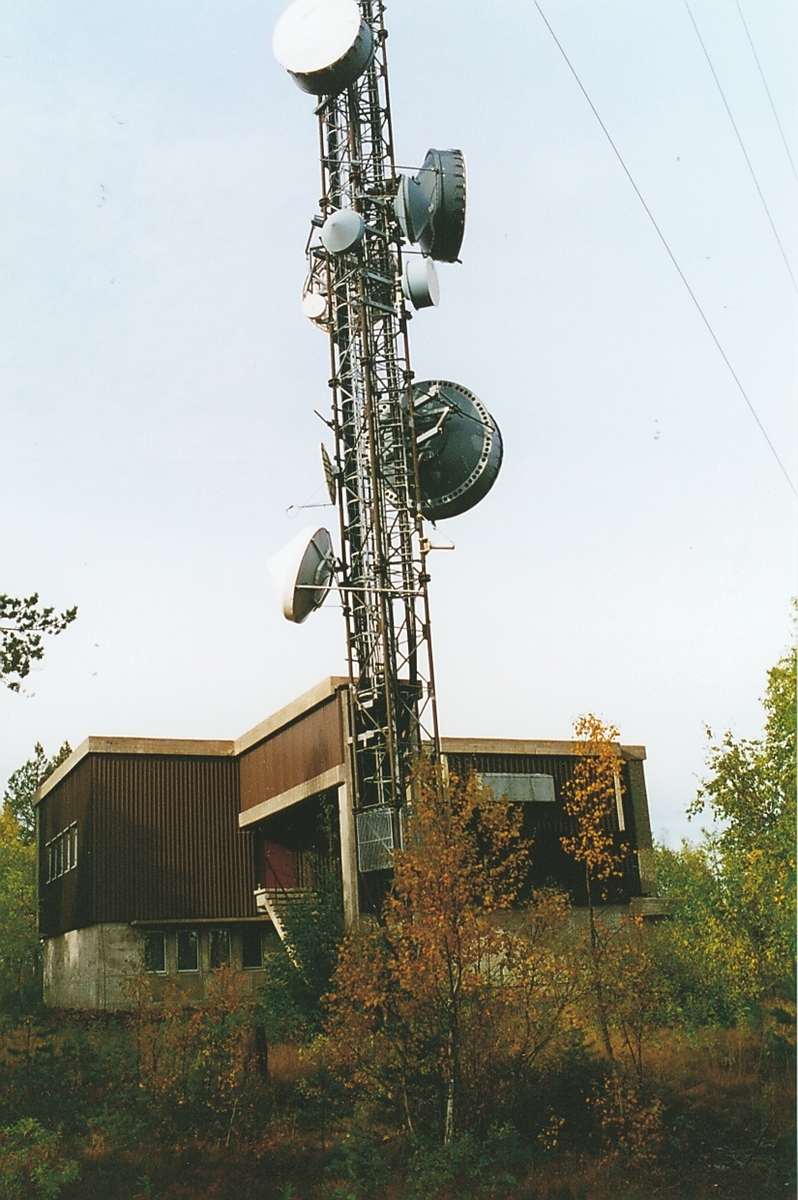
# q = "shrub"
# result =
<box><xmin>0</xmin><ymin>1117</ymin><xmax>80</xmax><ymax>1199</ymax></box>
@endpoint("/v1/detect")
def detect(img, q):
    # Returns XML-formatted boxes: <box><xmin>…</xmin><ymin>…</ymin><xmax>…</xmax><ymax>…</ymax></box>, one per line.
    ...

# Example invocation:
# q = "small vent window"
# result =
<box><xmin>144</xmin><ymin>931</ymin><xmax>166</xmax><ymax>974</ymax></box>
<box><xmin>176</xmin><ymin>930</ymin><xmax>199</xmax><ymax>973</ymax></box>
<box><xmin>480</xmin><ymin>773</ymin><xmax>556</xmax><ymax>804</ymax></box>
<box><xmin>356</xmin><ymin>806</ymin><xmax>396</xmax><ymax>873</ymax></box>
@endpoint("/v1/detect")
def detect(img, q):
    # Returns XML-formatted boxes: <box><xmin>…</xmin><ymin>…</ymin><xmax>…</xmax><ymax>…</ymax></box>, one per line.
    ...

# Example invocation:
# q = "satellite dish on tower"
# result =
<box><xmin>394</xmin><ymin>150</ymin><xmax>466</xmax><ymax>261</ymax></box>
<box><xmin>268</xmin><ymin>525</ymin><xmax>335</xmax><ymax>623</ymax></box>
<box><xmin>410</xmin><ymin>381</ymin><xmax>502</xmax><ymax>520</ymax></box>
<box><xmin>402</xmin><ymin>257</ymin><xmax>439</xmax><ymax>310</ymax></box>
<box><xmin>394</xmin><ymin>174</ymin><xmax>432</xmax><ymax>245</ymax></box>
<box><xmin>301</xmin><ymin>275</ymin><xmax>329</xmax><ymax>328</ymax></box>
<box><xmin>273</xmin><ymin>0</ymin><xmax>375</xmax><ymax>96</ymax></box>
<box><xmin>321</xmin><ymin>208</ymin><xmax>365</xmax><ymax>253</ymax></box>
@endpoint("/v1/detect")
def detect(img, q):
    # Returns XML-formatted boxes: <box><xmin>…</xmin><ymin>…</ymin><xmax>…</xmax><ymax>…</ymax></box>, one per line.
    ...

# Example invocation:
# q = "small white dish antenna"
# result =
<box><xmin>321</xmin><ymin>208</ymin><xmax>365</xmax><ymax>253</ymax></box>
<box><xmin>402</xmin><ymin>257</ymin><xmax>439</xmax><ymax>310</ymax></box>
<box><xmin>268</xmin><ymin>525</ymin><xmax>335</xmax><ymax>624</ymax></box>
<box><xmin>301</xmin><ymin>275</ymin><xmax>329</xmax><ymax>326</ymax></box>
<box><xmin>273</xmin><ymin>0</ymin><xmax>374</xmax><ymax>96</ymax></box>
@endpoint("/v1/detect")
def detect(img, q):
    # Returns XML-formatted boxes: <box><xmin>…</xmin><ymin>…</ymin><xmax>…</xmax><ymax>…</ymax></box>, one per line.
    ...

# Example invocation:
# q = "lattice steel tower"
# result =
<box><xmin>270</xmin><ymin>0</ymin><xmax>502</xmax><ymax>890</ymax></box>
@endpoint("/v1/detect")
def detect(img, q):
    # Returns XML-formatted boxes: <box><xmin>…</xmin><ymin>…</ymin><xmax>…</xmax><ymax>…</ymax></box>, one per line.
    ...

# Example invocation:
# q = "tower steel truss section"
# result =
<box><xmin>311</xmin><ymin>0</ymin><xmax>439</xmax><ymax>863</ymax></box>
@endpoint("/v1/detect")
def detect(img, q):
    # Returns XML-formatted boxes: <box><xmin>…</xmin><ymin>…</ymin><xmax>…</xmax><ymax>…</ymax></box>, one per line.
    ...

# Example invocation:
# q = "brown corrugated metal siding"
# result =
<box><xmin>446</xmin><ymin>752</ymin><xmax>642</xmax><ymax>904</ymax></box>
<box><xmin>38</xmin><ymin>756</ymin><xmax>95</xmax><ymax>936</ymax></box>
<box><xmin>239</xmin><ymin>695</ymin><xmax>344</xmax><ymax>812</ymax></box>
<box><xmin>39</xmin><ymin>755</ymin><xmax>254</xmax><ymax>937</ymax></box>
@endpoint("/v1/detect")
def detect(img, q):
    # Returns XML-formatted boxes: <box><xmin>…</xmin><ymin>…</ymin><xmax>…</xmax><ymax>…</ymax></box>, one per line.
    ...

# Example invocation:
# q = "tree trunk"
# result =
<box><xmin>444</xmin><ymin>1072</ymin><xmax>455</xmax><ymax>1145</ymax></box>
<box><xmin>587</xmin><ymin>868</ymin><xmax>615</xmax><ymax>1064</ymax></box>
<box><xmin>444</xmin><ymin>1017</ymin><xmax>456</xmax><ymax>1145</ymax></box>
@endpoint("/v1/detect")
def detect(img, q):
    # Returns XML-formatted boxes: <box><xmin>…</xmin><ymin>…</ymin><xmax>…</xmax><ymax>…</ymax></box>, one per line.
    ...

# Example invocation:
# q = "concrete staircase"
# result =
<box><xmin>253</xmin><ymin>887</ymin><xmax>315</xmax><ymax>949</ymax></box>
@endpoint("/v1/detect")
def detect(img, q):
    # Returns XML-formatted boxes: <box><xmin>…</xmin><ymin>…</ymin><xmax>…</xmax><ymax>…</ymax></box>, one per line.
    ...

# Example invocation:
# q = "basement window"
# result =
<box><xmin>144</xmin><ymin>931</ymin><xmax>166</xmax><ymax>974</ymax></box>
<box><xmin>242</xmin><ymin>927</ymin><xmax>263</xmax><ymax>970</ymax></box>
<box><xmin>176</xmin><ymin>930</ymin><xmax>199</xmax><ymax>973</ymax></box>
<box><xmin>209</xmin><ymin>929</ymin><xmax>231</xmax><ymax>970</ymax></box>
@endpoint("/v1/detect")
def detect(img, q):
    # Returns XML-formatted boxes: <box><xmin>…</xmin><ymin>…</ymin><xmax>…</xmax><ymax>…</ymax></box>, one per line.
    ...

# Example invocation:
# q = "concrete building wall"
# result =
<box><xmin>43</xmin><ymin>923</ymin><xmax>272</xmax><ymax>1011</ymax></box>
<box><xmin>44</xmin><ymin>924</ymin><xmax>142</xmax><ymax>1010</ymax></box>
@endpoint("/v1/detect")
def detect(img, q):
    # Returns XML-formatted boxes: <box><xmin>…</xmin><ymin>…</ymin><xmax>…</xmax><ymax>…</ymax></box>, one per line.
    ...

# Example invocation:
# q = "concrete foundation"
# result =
<box><xmin>43</xmin><ymin>923</ymin><xmax>270</xmax><ymax>1010</ymax></box>
<box><xmin>44</xmin><ymin>924</ymin><xmax>142</xmax><ymax>1010</ymax></box>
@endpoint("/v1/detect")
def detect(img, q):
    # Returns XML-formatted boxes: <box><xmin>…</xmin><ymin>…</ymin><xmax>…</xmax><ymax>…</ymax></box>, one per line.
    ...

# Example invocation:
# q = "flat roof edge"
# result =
<box><xmin>34</xmin><ymin>736</ymin><xmax>236</xmax><ymax>804</ymax></box>
<box><xmin>234</xmin><ymin>676</ymin><xmax>349</xmax><ymax>755</ymax></box>
<box><xmin>32</xmin><ymin>687</ymin><xmax>646</xmax><ymax>806</ymax></box>
<box><xmin>440</xmin><ymin>738</ymin><xmax>646</xmax><ymax>761</ymax></box>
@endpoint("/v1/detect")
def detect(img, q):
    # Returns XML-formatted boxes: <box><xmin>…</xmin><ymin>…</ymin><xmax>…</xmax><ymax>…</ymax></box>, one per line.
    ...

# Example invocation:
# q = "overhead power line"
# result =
<box><xmin>735</xmin><ymin>0</ymin><xmax>798</xmax><ymax>185</ymax></box>
<box><xmin>683</xmin><ymin>0</ymin><xmax>796</xmax><ymax>293</ymax></box>
<box><xmin>531</xmin><ymin>0</ymin><xmax>797</xmax><ymax>499</ymax></box>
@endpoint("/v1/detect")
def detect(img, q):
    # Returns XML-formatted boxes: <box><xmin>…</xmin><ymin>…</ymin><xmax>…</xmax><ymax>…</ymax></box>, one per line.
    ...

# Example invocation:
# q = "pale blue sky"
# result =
<box><xmin>2</xmin><ymin>0</ymin><xmax>795</xmax><ymax>843</ymax></box>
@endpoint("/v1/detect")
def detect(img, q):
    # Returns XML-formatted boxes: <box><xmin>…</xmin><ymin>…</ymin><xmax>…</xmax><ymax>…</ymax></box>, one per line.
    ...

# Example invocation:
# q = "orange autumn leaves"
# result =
<box><xmin>323</xmin><ymin>761</ymin><xmax>577</xmax><ymax>1140</ymax></box>
<box><xmin>561</xmin><ymin>714</ymin><xmax>628</xmax><ymax>903</ymax></box>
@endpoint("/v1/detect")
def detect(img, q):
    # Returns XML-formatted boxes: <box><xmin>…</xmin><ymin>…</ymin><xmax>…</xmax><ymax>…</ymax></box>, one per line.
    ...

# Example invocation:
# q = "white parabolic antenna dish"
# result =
<box><xmin>268</xmin><ymin>525</ymin><xmax>334</xmax><ymax>624</ymax></box>
<box><xmin>321</xmin><ymin>208</ymin><xmax>365</xmax><ymax>253</ymax></box>
<box><xmin>273</xmin><ymin>0</ymin><xmax>374</xmax><ymax>95</ymax></box>
<box><xmin>301</xmin><ymin>288</ymin><xmax>327</xmax><ymax>321</ymax></box>
<box><xmin>402</xmin><ymin>257</ymin><xmax>439</xmax><ymax>310</ymax></box>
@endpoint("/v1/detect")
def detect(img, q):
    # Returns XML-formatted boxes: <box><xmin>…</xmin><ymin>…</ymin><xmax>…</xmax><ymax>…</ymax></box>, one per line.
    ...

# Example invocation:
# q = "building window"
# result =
<box><xmin>176</xmin><ymin>930</ymin><xmax>199</xmax><ymax>973</ymax></box>
<box><xmin>144</xmin><ymin>931</ymin><xmax>166</xmax><ymax>974</ymax></box>
<box><xmin>209</xmin><ymin>929</ymin><xmax>231</xmax><ymax>970</ymax></box>
<box><xmin>479</xmin><ymin>773</ymin><xmax>556</xmax><ymax>804</ymax></box>
<box><xmin>45</xmin><ymin>822</ymin><xmax>79</xmax><ymax>882</ymax></box>
<box><xmin>242</xmin><ymin>926</ymin><xmax>263</xmax><ymax>969</ymax></box>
